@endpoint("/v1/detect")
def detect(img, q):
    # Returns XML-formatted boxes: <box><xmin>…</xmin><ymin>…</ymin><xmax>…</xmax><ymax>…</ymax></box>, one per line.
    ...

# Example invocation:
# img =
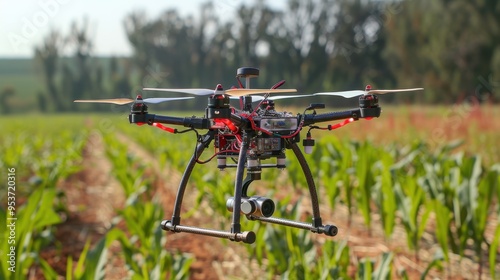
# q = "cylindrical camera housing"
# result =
<box><xmin>226</xmin><ymin>196</ymin><xmax>275</xmax><ymax>217</ymax></box>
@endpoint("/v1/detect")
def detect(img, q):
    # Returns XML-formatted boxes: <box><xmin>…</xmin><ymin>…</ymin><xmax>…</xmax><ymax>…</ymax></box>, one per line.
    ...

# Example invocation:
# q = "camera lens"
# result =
<box><xmin>251</xmin><ymin>197</ymin><xmax>275</xmax><ymax>217</ymax></box>
<box><xmin>259</xmin><ymin>199</ymin><xmax>275</xmax><ymax>217</ymax></box>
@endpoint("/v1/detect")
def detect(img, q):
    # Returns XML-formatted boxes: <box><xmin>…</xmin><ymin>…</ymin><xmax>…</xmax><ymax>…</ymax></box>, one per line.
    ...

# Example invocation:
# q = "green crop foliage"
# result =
<box><xmin>2</xmin><ymin>113</ymin><xmax>498</xmax><ymax>278</ymax></box>
<box><xmin>101</xmin><ymin>131</ymin><xmax>193</xmax><ymax>279</ymax></box>
<box><xmin>431</xmin><ymin>199</ymin><xmax>452</xmax><ymax>262</ymax></box>
<box><xmin>313</xmin><ymin>136</ymin><xmax>355</xmax><ymax>215</ymax></box>
<box><xmin>394</xmin><ymin>178</ymin><xmax>430</xmax><ymax>262</ymax></box>
<box><xmin>0</xmin><ymin>186</ymin><xmax>62</xmax><ymax>279</ymax></box>
<box><xmin>373</xmin><ymin>151</ymin><xmax>396</xmax><ymax>238</ymax></box>
<box><xmin>490</xmin><ymin>224</ymin><xmax>500</xmax><ymax>279</ymax></box>
<box><xmin>354</xmin><ymin>142</ymin><xmax>376</xmax><ymax>229</ymax></box>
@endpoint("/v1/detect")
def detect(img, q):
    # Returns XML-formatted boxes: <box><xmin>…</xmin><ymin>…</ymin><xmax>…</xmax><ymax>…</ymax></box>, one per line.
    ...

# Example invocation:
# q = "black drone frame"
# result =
<box><xmin>127</xmin><ymin>68</ymin><xmax>381</xmax><ymax>244</ymax></box>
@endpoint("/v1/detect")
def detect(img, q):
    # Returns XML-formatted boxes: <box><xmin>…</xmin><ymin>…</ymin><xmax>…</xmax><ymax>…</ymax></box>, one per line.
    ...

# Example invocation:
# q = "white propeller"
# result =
<box><xmin>74</xmin><ymin>96</ymin><xmax>193</xmax><ymax>105</ymax></box>
<box><xmin>314</xmin><ymin>86</ymin><xmax>424</xmax><ymax>98</ymax></box>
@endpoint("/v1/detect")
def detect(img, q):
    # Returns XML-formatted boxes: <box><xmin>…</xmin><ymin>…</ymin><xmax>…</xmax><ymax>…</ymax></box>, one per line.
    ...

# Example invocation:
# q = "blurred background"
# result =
<box><xmin>1</xmin><ymin>0</ymin><xmax>498</xmax><ymax>113</ymax></box>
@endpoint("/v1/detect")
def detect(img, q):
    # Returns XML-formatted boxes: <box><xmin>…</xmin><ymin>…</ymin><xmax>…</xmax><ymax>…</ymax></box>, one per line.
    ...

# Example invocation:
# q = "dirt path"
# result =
<box><xmin>38</xmin><ymin>130</ymin><xmax>126</xmax><ymax>278</ymax></box>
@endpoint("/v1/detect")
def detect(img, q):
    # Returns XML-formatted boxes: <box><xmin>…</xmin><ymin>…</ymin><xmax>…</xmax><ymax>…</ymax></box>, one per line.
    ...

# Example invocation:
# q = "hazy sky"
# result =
<box><xmin>0</xmin><ymin>0</ymin><xmax>285</xmax><ymax>58</ymax></box>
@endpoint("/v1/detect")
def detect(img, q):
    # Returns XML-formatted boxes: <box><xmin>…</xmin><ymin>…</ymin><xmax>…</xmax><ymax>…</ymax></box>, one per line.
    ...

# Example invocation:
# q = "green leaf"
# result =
<box><xmin>74</xmin><ymin>239</ymin><xmax>91</xmax><ymax>279</ymax></box>
<box><xmin>39</xmin><ymin>257</ymin><xmax>58</xmax><ymax>279</ymax></box>
<box><xmin>66</xmin><ymin>256</ymin><xmax>73</xmax><ymax>280</ymax></box>
<box><xmin>170</xmin><ymin>253</ymin><xmax>192</xmax><ymax>280</ymax></box>
<box><xmin>82</xmin><ymin>237</ymin><xmax>108</xmax><ymax>280</ymax></box>
<box><xmin>421</xmin><ymin>250</ymin><xmax>444</xmax><ymax>280</ymax></box>
<box><xmin>490</xmin><ymin>224</ymin><xmax>500</xmax><ymax>279</ymax></box>
<box><xmin>373</xmin><ymin>252</ymin><xmax>393</xmax><ymax>280</ymax></box>
<box><xmin>357</xmin><ymin>258</ymin><xmax>373</xmax><ymax>280</ymax></box>
<box><xmin>432</xmin><ymin>199</ymin><xmax>451</xmax><ymax>262</ymax></box>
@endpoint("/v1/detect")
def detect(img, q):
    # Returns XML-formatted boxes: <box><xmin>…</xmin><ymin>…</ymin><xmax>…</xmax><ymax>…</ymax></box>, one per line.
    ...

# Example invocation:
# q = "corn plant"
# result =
<box><xmin>469</xmin><ymin>164</ymin><xmax>498</xmax><ymax>277</ymax></box>
<box><xmin>103</xmin><ymin>133</ymin><xmax>151</xmax><ymax>198</ymax></box>
<box><xmin>316</xmin><ymin>240</ymin><xmax>351</xmax><ymax>280</ymax></box>
<box><xmin>372</xmin><ymin>150</ymin><xmax>396</xmax><ymax>238</ymax></box>
<box><xmin>354</xmin><ymin>142</ymin><xmax>377</xmax><ymax>230</ymax></box>
<box><xmin>394</xmin><ymin>177</ymin><xmax>430</xmax><ymax>263</ymax></box>
<box><xmin>118</xmin><ymin>121</ymin><xmax>196</xmax><ymax>172</ymax></box>
<box><xmin>431</xmin><ymin>199</ymin><xmax>452</xmax><ymax>263</ymax></box>
<box><xmin>490</xmin><ymin>224</ymin><xmax>500</xmax><ymax>279</ymax></box>
<box><xmin>314</xmin><ymin>136</ymin><xmax>354</xmax><ymax>213</ymax></box>
<box><xmin>314</xmin><ymin>136</ymin><xmax>356</xmax><ymax>223</ymax></box>
<box><xmin>357</xmin><ymin>257</ymin><xmax>375</xmax><ymax>280</ymax></box>
<box><xmin>421</xmin><ymin>250</ymin><xmax>445</xmax><ymax>280</ymax></box>
<box><xmin>286</xmin><ymin>149</ymin><xmax>310</xmax><ymax>190</ymax></box>
<box><xmin>190</xmin><ymin>168</ymin><xmax>235</xmax><ymax>220</ymax></box>
<box><xmin>113</xmin><ymin>198</ymin><xmax>192</xmax><ymax>279</ymax></box>
<box><xmin>0</xmin><ymin>186</ymin><xmax>62</xmax><ymax>279</ymax></box>
<box><xmin>102</xmin><ymin>131</ymin><xmax>193</xmax><ymax>279</ymax></box>
<box><xmin>64</xmin><ymin>237</ymin><xmax>108</xmax><ymax>280</ymax></box>
<box><xmin>357</xmin><ymin>254</ymin><xmax>394</xmax><ymax>280</ymax></box>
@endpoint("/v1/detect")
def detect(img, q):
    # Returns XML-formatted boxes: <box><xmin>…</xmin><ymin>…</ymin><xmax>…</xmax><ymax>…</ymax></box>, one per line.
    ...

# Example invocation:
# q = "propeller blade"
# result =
<box><xmin>142</xmin><ymin>88</ymin><xmax>214</xmax><ymax>96</ymax></box>
<box><xmin>143</xmin><ymin>97</ymin><xmax>194</xmax><ymax>104</ymax></box>
<box><xmin>314</xmin><ymin>90</ymin><xmax>365</xmax><ymax>99</ymax></box>
<box><xmin>244</xmin><ymin>94</ymin><xmax>313</xmax><ymax>101</ymax></box>
<box><xmin>143</xmin><ymin>87</ymin><xmax>297</xmax><ymax>97</ymax></box>
<box><xmin>314</xmin><ymin>88</ymin><xmax>424</xmax><ymax>98</ymax></box>
<box><xmin>225</xmin><ymin>88</ymin><xmax>297</xmax><ymax>97</ymax></box>
<box><xmin>74</xmin><ymin>97</ymin><xmax>193</xmax><ymax>105</ymax></box>
<box><xmin>367</xmin><ymin>88</ymin><xmax>424</xmax><ymax>94</ymax></box>
<box><xmin>74</xmin><ymin>98</ymin><xmax>134</xmax><ymax>105</ymax></box>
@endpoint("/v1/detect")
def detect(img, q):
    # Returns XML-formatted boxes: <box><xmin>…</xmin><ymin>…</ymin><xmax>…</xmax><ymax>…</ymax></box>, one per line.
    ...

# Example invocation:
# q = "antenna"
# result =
<box><xmin>237</xmin><ymin>67</ymin><xmax>260</xmax><ymax>111</ymax></box>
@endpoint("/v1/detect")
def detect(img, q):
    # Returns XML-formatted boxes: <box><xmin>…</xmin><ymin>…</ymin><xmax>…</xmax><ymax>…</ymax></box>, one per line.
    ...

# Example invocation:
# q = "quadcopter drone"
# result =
<box><xmin>76</xmin><ymin>67</ymin><xmax>422</xmax><ymax>244</ymax></box>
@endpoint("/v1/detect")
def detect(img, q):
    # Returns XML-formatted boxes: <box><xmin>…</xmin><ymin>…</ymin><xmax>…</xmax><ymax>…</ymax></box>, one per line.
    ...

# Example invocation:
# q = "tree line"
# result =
<box><xmin>32</xmin><ymin>0</ymin><xmax>499</xmax><ymax>112</ymax></box>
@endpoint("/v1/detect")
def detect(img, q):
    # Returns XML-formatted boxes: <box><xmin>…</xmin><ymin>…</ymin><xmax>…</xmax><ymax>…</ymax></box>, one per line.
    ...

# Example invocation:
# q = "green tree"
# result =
<box><xmin>0</xmin><ymin>86</ymin><xmax>15</xmax><ymax>114</ymax></box>
<box><xmin>34</xmin><ymin>31</ymin><xmax>65</xmax><ymax>111</ymax></box>
<box><xmin>383</xmin><ymin>0</ymin><xmax>500</xmax><ymax>103</ymax></box>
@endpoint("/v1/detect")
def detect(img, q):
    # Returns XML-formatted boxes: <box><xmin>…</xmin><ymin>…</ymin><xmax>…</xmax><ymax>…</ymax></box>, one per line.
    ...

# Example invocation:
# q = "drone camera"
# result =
<box><xmin>227</xmin><ymin>196</ymin><xmax>275</xmax><ymax>217</ymax></box>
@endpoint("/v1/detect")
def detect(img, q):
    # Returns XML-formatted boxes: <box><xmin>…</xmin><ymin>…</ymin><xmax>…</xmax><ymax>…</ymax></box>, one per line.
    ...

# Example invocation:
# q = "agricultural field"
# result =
<box><xmin>1</xmin><ymin>104</ymin><xmax>499</xmax><ymax>279</ymax></box>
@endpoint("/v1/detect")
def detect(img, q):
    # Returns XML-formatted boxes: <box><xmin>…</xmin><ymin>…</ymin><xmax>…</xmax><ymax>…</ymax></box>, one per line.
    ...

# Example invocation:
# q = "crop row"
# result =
<box><xmin>0</xmin><ymin>115</ymin><xmax>87</xmax><ymax>279</ymax></box>
<box><xmin>0</xmin><ymin>115</ymin><xmax>193</xmax><ymax>279</ymax></box>
<box><xmin>120</xmin><ymin>120</ymin><xmax>500</xmax><ymax>278</ymax></box>
<box><xmin>1</xmin><ymin>113</ymin><xmax>498</xmax><ymax>278</ymax></box>
<box><xmin>310</xmin><ymin>136</ymin><xmax>500</xmax><ymax>277</ymax></box>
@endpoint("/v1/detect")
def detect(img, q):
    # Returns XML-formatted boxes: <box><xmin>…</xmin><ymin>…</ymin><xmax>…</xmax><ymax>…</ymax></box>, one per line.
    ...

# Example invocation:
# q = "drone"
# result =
<box><xmin>75</xmin><ymin>67</ymin><xmax>423</xmax><ymax>244</ymax></box>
